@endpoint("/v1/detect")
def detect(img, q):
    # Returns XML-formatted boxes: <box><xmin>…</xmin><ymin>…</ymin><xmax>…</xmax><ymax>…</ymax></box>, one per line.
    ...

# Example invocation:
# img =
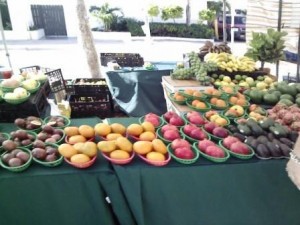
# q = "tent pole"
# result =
<box><xmin>276</xmin><ymin>0</ymin><xmax>283</xmax><ymax>78</ymax></box>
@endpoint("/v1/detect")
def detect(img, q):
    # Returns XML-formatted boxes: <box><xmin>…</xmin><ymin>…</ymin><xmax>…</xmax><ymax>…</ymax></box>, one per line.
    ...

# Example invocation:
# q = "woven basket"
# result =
<box><xmin>219</xmin><ymin>140</ymin><xmax>255</xmax><ymax>160</ymax></box>
<box><xmin>23</xmin><ymin>81</ymin><xmax>41</xmax><ymax>94</ymax></box>
<box><xmin>137</xmin><ymin>152</ymin><xmax>171</xmax><ymax>166</ymax></box>
<box><xmin>0</xmin><ymin>147</ymin><xmax>33</xmax><ymax>172</ymax></box>
<box><xmin>64</xmin><ymin>155</ymin><xmax>97</xmax><ymax>169</ymax></box>
<box><xmin>2</xmin><ymin>92</ymin><xmax>30</xmax><ymax>105</ymax></box>
<box><xmin>32</xmin><ymin>143</ymin><xmax>63</xmax><ymax>167</ymax></box>
<box><xmin>193</xmin><ymin>142</ymin><xmax>230</xmax><ymax>163</ymax></box>
<box><xmin>167</xmin><ymin>143</ymin><xmax>199</xmax><ymax>164</ymax></box>
<box><xmin>101</xmin><ymin>151</ymin><xmax>135</xmax><ymax>165</ymax></box>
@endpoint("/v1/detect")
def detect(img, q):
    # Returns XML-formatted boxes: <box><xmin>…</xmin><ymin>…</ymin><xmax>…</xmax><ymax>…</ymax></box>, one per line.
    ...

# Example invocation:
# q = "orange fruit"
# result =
<box><xmin>212</xmin><ymin>89</ymin><xmax>221</xmax><ymax>96</ymax></box>
<box><xmin>175</xmin><ymin>95</ymin><xmax>185</xmax><ymax>101</ymax></box>
<box><xmin>127</xmin><ymin>124</ymin><xmax>144</xmax><ymax>136</ymax></box>
<box><xmin>141</xmin><ymin>121</ymin><xmax>155</xmax><ymax>133</ymax></box>
<box><xmin>58</xmin><ymin>143</ymin><xmax>77</xmax><ymax>158</ymax></box>
<box><xmin>64</xmin><ymin>126</ymin><xmax>79</xmax><ymax>137</ymax></box>
<box><xmin>174</xmin><ymin>92</ymin><xmax>181</xmax><ymax>98</ymax></box>
<box><xmin>229</xmin><ymin>96</ymin><xmax>238</xmax><ymax>104</ymax></box>
<box><xmin>204</xmin><ymin>88</ymin><xmax>215</xmax><ymax>95</ymax></box>
<box><xmin>216</xmin><ymin>99</ymin><xmax>226</xmax><ymax>107</ymax></box>
<box><xmin>133</xmin><ymin>141</ymin><xmax>153</xmax><ymax>155</ymax></box>
<box><xmin>110</xmin><ymin>150</ymin><xmax>130</xmax><ymax>160</ymax></box>
<box><xmin>193</xmin><ymin>91</ymin><xmax>203</xmax><ymax>97</ymax></box>
<box><xmin>196</xmin><ymin>102</ymin><xmax>206</xmax><ymax>109</ymax></box>
<box><xmin>210</xmin><ymin>97</ymin><xmax>218</xmax><ymax>105</ymax></box>
<box><xmin>146</xmin><ymin>151</ymin><xmax>166</xmax><ymax>161</ymax></box>
<box><xmin>78</xmin><ymin>125</ymin><xmax>95</xmax><ymax>138</ymax></box>
<box><xmin>215</xmin><ymin>117</ymin><xmax>228</xmax><ymax>126</ymax></box>
<box><xmin>184</xmin><ymin>89</ymin><xmax>194</xmax><ymax>95</ymax></box>
<box><xmin>192</xmin><ymin>99</ymin><xmax>200</xmax><ymax>107</ymax></box>
<box><xmin>94</xmin><ymin>123</ymin><xmax>111</xmax><ymax>136</ymax></box>
<box><xmin>68</xmin><ymin>135</ymin><xmax>87</xmax><ymax>144</ymax></box>
<box><xmin>139</xmin><ymin>131</ymin><xmax>156</xmax><ymax>141</ymax></box>
<box><xmin>236</xmin><ymin>98</ymin><xmax>246</xmax><ymax>106</ymax></box>
<box><xmin>236</xmin><ymin>92</ymin><xmax>245</xmax><ymax>99</ymax></box>
<box><xmin>110</xmin><ymin>123</ymin><xmax>126</xmax><ymax>135</ymax></box>
<box><xmin>222</xmin><ymin>86</ymin><xmax>234</xmax><ymax>94</ymax></box>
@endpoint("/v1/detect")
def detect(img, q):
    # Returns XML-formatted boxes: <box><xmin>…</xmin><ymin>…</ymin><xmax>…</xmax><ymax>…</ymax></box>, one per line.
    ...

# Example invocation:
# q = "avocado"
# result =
<box><xmin>296</xmin><ymin>98</ymin><xmax>300</xmax><ymax>107</ymax></box>
<box><xmin>279</xmin><ymin>138</ymin><xmax>294</xmax><ymax>148</ymax></box>
<box><xmin>259</xmin><ymin>118</ymin><xmax>275</xmax><ymax>130</ymax></box>
<box><xmin>272</xmin><ymin>139</ymin><xmax>282</xmax><ymax>147</ymax></box>
<box><xmin>289</xmin><ymin>131</ymin><xmax>299</xmax><ymax>143</ymax></box>
<box><xmin>267</xmin><ymin>132</ymin><xmax>276</xmax><ymax>141</ymax></box>
<box><xmin>237</xmin><ymin>124</ymin><xmax>252</xmax><ymax>136</ymax></box>
<box><xmin>256</xmin><ymin>144</ymin><xmax>271</xmax><ymax>158</ymax></box>
<box><xmin>249</xmin><ymin>90</ymin><xmax>264</xmax><ymax>104</ymax></box>
<box><xmin>257</xmin><ymin>135</ymin><xmax>269</xmax><ymax>144</ymax></box>
<box><xmin>246</xmin><ymin>119</ymin><xmax>264</xmax><ymax>136</ymax></box>
<box><xmin>245</xmin><ymin>136</ymin><xmax>255</xmax><ymax>145</ymax></box>
<box><xmin>266</xmin><ymin>141</ymin><xmax>282</xmax><ymax>157</ymax></box>
<box><xmin>226</xmin><ymin>125</ymin><xmax>239</xmax><ymax>134</ymax></box>
<box><xmin>249</xmin><ymin>139</ymin><xmax>259</xmax><ymax>150</ymax></box>
<box><xmin>263</xmin><ymin>93</ymin><xmax>279</xmax><ymax>105</ymax></box>
<box><xmin>269</xmin><ymin>125</ymin><xmax>288</xmax><ymax>138</ymax></box>
<box><xmin>233</xmin><ymin>133</ymin><xmax>246</xmax><ymax>142</ymax></box>
<box><xmin>279</xmin><ymin>143</ymin><xmax>292</xmax><ymax>157</ymax></box>
<box><xmin>280</xmin><ymin>94</ymin><xmax>294</xmax><ymax>102</ymax></box>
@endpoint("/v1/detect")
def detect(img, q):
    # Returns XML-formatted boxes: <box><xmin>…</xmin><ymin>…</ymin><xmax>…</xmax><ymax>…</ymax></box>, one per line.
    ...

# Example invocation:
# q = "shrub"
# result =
<box><xmin>161</xmin><ymin>6</ymin><xmax>183</xmax><ymax>23</ymax></box>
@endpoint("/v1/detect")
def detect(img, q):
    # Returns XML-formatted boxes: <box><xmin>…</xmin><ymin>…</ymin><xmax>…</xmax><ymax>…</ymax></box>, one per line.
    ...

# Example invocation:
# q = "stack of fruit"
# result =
<box><xmin>0</xmin><ymin>147</ymin><xmax>32</xmax><ymax>172</ymax></box>
<box><xmin>162</xmin><ymin>111</ymin><xmax>186</xmax><ymax>127</ymax></box>
<box><xmin>194</xmin><ymin>139</ymin><xmax>229</xmax><ymax>162</ymax></box>
<box><xmin>126</xmin><ymin>122</ymin><xmax>156</xmax><ymax>142</ymax></box>
<box><xmin>180</xmin><ymin>124</ymin><xmax>209</xmax><ymax>143</ymax></box>
<box><xmin>157</xmin><ymin>124</ymin><xmax>184</xmax><ymax>144</ymax></box>
<box><xmin>220</xmin><ymin>136</ymin><xmax>254</xmax><ymax>159</ymax></box>
<box><xmin>167</xmin><ymin>139</ymin><xmax>199</xmax><ymax>164</ymax></box>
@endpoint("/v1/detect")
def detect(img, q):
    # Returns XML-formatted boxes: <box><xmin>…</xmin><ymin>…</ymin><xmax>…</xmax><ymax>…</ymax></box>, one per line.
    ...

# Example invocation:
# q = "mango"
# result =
<box><xmin>70</xmin><ymin>154</ymin><xmax>91</xmax><ymax>164</ymax></box>
<box><xmin>152</xmin><ymin>139</ymin><xmax>167</xmax><ymax>154</ymax></box>
<box><xmin>116</xmin><ymin>137</ymin><xmax>133</xmax><ymax>152</ymax></box>
<box><xmin>58</xmin><ymin>143</ymin><xmax>77</xmax><ymax>158</ymax></box>
<box><xmin>127</xmin><ymin>124</ymin><xmax>143</xmax><ymax>136</ymax></box>
<box><xmin>110</xmin><ymin>150</ymin><xmax>130</xmax><ymax>160</ymax></box>
<box><xmin>68</xmin><ymin>135</ymin><xmax>87</xmax><ymax>144</ymax></box>
<box><xmin>64</xmin><ymin>126</ymin><xmax>79</xmax><ymax>137</ymax></box>
<box><xmin>94</xmin><ymin>123</ymin><xmax>111</xmax><ymax>136</ymax></box>
<box><xmin>110</xmin><ymin>123</ymin><xmax>126</xmax><ymax>135</ymax></box>
<box><xmin>97</xmin><ymin>141</ymin><xmax>117</xmax><ymax>153</ymax></box>
<box><xmin>75</xmin><ymin>141</ymin><xmax>97</xmax><ymax>157</ymax></box>
<box><xmin>133</xmin><ymin>141</ymin><xmax>152</xmax><ymax>155</ymax></box>
<box><xmin>146</xmin><ymin>151</ymin><xmax>166</xmax><ymax>161</ymax></box>
<box><xmin>78</xmin><ymin>125</ymin><xmax>95</xmax><ymax>138</ymax></box>
<box><xmin>141</xmin><ymin>121</ymin><xmax>155</xmax><ymax>133</ymax></box>
<box><xmin>139</xmin><ymin>131</ymin><xmax>156</xmax><ymax>141</ymax></box>
<box><xmin>106</xmin><ymin>133</ymin><xmax>123</xmax><ymax>141</ymax></box>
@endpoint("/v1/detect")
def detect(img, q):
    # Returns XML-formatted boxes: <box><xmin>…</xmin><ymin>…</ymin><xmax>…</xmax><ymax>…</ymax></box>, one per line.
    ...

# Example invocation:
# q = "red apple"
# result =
<box><xmin>183</xmin><ymin>124</ymin><xmax>198</xmax><ymax>136</ymax></box>
<box><xmin>198</xmin><ymin>139</ymin><xmax>215</xmax><ymax>152</ymax></box>
<box><xmin>212</xmin><ymin>127</ymin><xmax>229</xmax><ymax>138</ymax></box>
<box><xmin>223</xmin><ymin>136</ymin><xmax>240</xmax><ymax>149</ymax></box>
<box><xmin>189</xmin><ymin>115</ymin><xmax>205</xmax><ymax>126</ymax></box>
<box><xmin>171</xmin><ymin>138</ymin><xmax>190</xmax><ymax>149</ymax></box>
<box><xmin>230</xmin><ymin>142</ymin><xmax>250</xmax><ymax>155</ymax></box>
<box><xmin>205</xmin><ymin>146</ymin><xmax>225</xmax><ymax>158</ymax></box>
<box><xmin>163</xmin><ymin>111</ymin><xmax>177</xmax><ymax>122</ymax></box>
<box><xmin>163</xmin><ymin>130</ymin><xmax>180</xmax><ymax>141</ymax></box>
<box><xmin>145</xmin><ymin>116</ymin><xmax>160</xmax><ymax>127</ymax></box>
<box><xmin>161</xmin><ymin>124</ymin><xmax>178</xmax><ymax>134</ymax></box>
<box><xmin>204</xmin><ymin>122</ymin><xmax>217</xmax><ymax>133</ymax></box>
<box><xmin>169</xmin><ymin>116</ymin><xmax>184</xmax><ymax>126</ymax></box>
<box><xmin>145</xmin><ymin>113</ymin><xmax>159</xmax><ymax>119</ymax></box>
<box><xmin>187</xmin><ymin>111</ymin><xmax>201</xmax><ymax>119</ymax></box>
<box><xmin>190</xmin><ymin>128</ymin><xmax>207</xmax><ymax>140</ymax></box>
<box><xmin>174</xmin><ymin>147</ymin><xmax>195</xmax><ymax>159</ymax></box>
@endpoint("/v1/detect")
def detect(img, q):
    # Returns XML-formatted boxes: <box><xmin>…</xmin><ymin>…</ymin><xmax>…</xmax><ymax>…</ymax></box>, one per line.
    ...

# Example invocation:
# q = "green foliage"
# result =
<box><xmin>245</xmin><ymin>28</ymin><xmax>288</xmax><ymax>69</ymax></box>
<box><xmin>198</xmin><ymin>9</ymin><xmax>216</xmax><ymax>24</ymax></box>
<box><xmin>150</xmin><ymin>23</ymin><xmax>214</xmax><ymax>39</ymax></box>
<box><xmin>147</xmin><ymin>5</ymin><xmax>159</xmax><ymax>21</ymax></box>
<box><xmin>161</xmin><ymin>6</ymin><xmax>183</xmax><ymax>23</ymax></box>
<box><xmin>125</xmin><ymin>18</ymin><xmax>145</xmax><ymax>36</ymax></box>
<box><xmin>207</xmin><ymin>0</ymin><xmax>231</xmax><ymax>15</ymax></box>
<box><xmin>90</xmin><ymin>3</ymin><xmax>123</xmax><ymax>31</ymax></box>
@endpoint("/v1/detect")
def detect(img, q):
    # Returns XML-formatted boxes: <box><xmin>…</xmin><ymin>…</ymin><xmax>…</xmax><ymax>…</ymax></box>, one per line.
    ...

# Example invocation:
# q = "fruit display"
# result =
<box><xmin>204</xmin><ymin>52</ymin><xmax>256</xmax><ymax>73</ymax></box>
<box><xmin>94</xmin><ymin>122</ymin><xmax>126</xmax><ymax>140</ymax></box>
<box><xmin>2</xmin><ymin>87</ymin><xmax>30</xmax><ymax>104</ymax></box>
<box><xmin>186</xmin><ymin>99</ymin><xmax>211</xmax><ymax>112</ymax></box>
<box><xmin>203</xmin><ymin>122</ymin><xmax>231</xmax><ymax>141</ymax></box>
<box><xmin>204</xmin><ymin>110</ymin><xmax>229</xmax><ymax>127</ymax></box>
<box><xmin>199</xmin><ymin>41</ymin><xmax>231</xmax><ymax>55</ymax></box>
<box><xmin>21</xmin><ymin>79</ymin><xmax>40</xmax><ymax>93</ymax></box>
<box><xmin>183</xmin><ymin>111</ymin><xmax>206</xmax><ymax>126</ymax></box>
<box><xmin>0</xmin><ymin>133</ymin><xmax>10</xmax><ymax>150</ymax></box>
<box><xmin>31</xmin><ymin>143</ymin><xmax>63</xmax><ymax>166</ymax></box>
<box><xmin>163</xmin><ymin>111</ymin><xmax>185</xmax><ymax>126</ymax></box>
<box><xmin>157</xmin><ymin>124</ymin><xmax>183</xmax><ymax>144</ymax></box>
<box><xmin>223</xmin><ymin>105</ymin><xmax>245</xmax><ymax>118</ymax></box>
<box><xmin>169</xmin><ymin>92</ymin><xmax>187</xmax><ymax>105</ymax></box>
<box><xmin>167</xmin><ymin>138</ymin><xmax>199</xmax><ymax>164</ymax></box>
<box><xmin>64</xmin><ymin>125</ymin><xmax>95</xmax><ymax>144</ymax></box>
<box><xmin>6</xmin><ymin>130</ymin><xmax>36</xmax><ymax>148</ymax></box>
<box><xmin>21</xmin><ymin>70</ymin><xmax>47</xmax><ymax>83</ymax></box>
<box><xmin>36</xmin><ymin>125</ymin><xmax>65</xmax><ymax>144</ymax></box>
<box><xmin>44</xmin><ymin>115</ymin><xmax>70</xmax><ymax>128</ymax></box>
<box><xmin>0</xmin><ymin>78</ymin><xmax>21</xmax><ymax>91</ymax></box>
<box><xmin>180</xmin><ymin>124</ymin><xmax>208</xmax><ymax>143</ymax></box>
<box><xmin>14</xmin><ymin>116</ymin><xmax>43</xmax><ymax>131</ymax></box>
<box><xmin>127</xmin><ymin>122</ymin><xmax>156</xmax><ymax>142</ymax></box>
<box><xmin>179</xmin><ymin>89</ymin><xmax>207</xmax><ymax>101</ymax></box>
<box><xmin>220</xmin><ymin>136</ymin><xmax>254</xmax><ymax>159</ymax></box>
<box><xmin>0</xmin><ymin>147</ymin><xmax>32</xmax><ymax>172</ymax></box>
<box><xmin>194</xmin><ymin>139</ymin><xmax>229</xmax><ymax>162</ymax></box>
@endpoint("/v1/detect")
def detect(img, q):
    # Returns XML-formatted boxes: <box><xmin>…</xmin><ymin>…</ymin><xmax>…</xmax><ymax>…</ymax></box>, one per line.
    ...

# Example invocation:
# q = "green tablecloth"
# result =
<box><xmin>103</xmin><ymin>62</ymin><xmax>175</xmax><ymax>117</ymax></box>
<box><xmin>0</xmin><ymin>117</ymin><xmax>136</xmax><ymax>225</ymax></box>
<box><xmin>107</xmin><ymin>117</ymin><xmax>300</xmax><ymax>225</ymax></box>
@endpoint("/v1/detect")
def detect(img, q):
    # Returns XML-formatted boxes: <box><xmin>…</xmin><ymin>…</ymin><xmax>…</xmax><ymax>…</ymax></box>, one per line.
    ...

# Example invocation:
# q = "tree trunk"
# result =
<box><xmin>214</xmin><ymin>19</ymin><xmax>219</xmax><ymax>40</ymax></box>
<box><xmin>222</xmin><ymin>0</ymin><xmax>227</xmax><ymax>42</ymax></box>
<box><xmin>76</xmin><ymin>0</ymin><xmax>102</xmax><ymax>78</ymax></box>
<box><xmin>186</xmin><ymin>0</ymin><xmax>191</xmax><ymax>25</ymax></box>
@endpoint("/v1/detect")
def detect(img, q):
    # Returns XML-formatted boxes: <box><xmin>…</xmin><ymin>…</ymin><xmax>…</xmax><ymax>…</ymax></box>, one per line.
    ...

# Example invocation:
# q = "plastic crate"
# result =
<box><xmin>100</xmin><ymin>53</ymin><xmax>144</xmax><ymax>67</ymax></box>
<box><xmin>45</xmin><ymin>69</ymin><xmax>66</xmax><ymax>93</ymax></box>
<box><xmin>73</xmin><ymin>78</ymin><xmax>110</xmax><ymax>95</ymax></box>
<box><xmin>0</xmin><ymin>86</ymin><xmax>50</xmax><ymax>122</ymax></box>
<box><xmin>69</xmin><ymin>94</ymin><xmax>113</xmax><ymax>118</ymax></box>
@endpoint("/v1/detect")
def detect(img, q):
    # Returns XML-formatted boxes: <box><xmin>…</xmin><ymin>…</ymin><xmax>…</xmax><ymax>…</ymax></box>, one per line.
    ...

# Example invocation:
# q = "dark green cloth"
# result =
<box><xmin>107</xmin><ymin>117</ymin><xmax>300</xmax><ymax>225</ymax></box>
<box><xmin>0</xmin><ymin>117</ymin><xmax>136</xmax><ymax>225</ymax></box>
<box><xmin>103</xmin><ymin>63</ymin><xmax>175</xmax><ymax>117</ymax></box>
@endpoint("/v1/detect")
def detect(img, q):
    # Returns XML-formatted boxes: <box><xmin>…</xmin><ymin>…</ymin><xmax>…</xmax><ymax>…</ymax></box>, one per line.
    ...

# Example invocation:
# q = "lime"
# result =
<box><xmin>235</xmin><ymin>74</ymin><xmax>242</xmax><ymax>81</ymax></box>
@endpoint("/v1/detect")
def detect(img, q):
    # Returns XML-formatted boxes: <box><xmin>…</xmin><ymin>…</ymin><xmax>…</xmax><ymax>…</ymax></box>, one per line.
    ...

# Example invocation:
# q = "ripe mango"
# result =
<box><xmin>146</xmin><ymin>151</ymin><xmax>166</xmax><ymax>161</ymax></box>
<box><xmin>70</xmin><ymin>154</ymin><xmax>91</xmax><ymax>164</ymax></box>
<box><xmin>78</xmin><ymin>125</ymin><xmax>95</xmax><ymax>138</ymax></box>
<box><xmin>74</xmin><ymin>141</ymin><xmax>97</xmax><ymax>157</ymax></box>
<box><xmin>58</xmin><ymin>143</ymin><xmax>77</xmax><ymax>158</ymax></box>
<box><xmin>152</xmin><ymin>139</ymin><xmax>167</xmax><ymax>154</ymax></box>
<box><xmin>106</xmin><ymin>133</ymin><xmax>123</xmax><ymax>141</ymax></box>
<box><xmin>64</xmin><ymin>126</ymin><xmax>79</xmax><ymax>137</ymax></box>
<box><xmin>110</xmin><ymin>123</ymin><xmax>126</xmax><ymax>135</ymax></box>
<box><xmin>110</xmin><ymin>150</ymin><xmax>130</xmax><ymax>160</ymax></box>
<box><xmin>97</xmin><ymin>141</ymin><xmax>117</xmax><ymax>153</ymax></box>
<box><xmin>139</xmin><ymin>131</ymin><xmax>156</xmax><ymax>141</ymax></box>
<box><xmin>133</xmin><ymin>141</ymin><xmax>152</xmax><ymax>155</ymax></box>
<box><xmin>116</xmin><ymin>137</ymin><xmax>132</xmax><ymax>152</ymax></box>
<box><xmin>68</xmin><ymin>135</ymin><xmax>87</xmax><ymax>144</ymax></box>
<box><xmin>94</xmin><ymin>123</ymin><xmax>111</xmax><ymax>136</ymax></box>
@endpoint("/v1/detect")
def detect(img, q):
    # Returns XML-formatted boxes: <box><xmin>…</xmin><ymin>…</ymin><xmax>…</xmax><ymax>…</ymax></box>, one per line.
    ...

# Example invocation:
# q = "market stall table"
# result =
<box><xmin>102</xmin><ymin>62</ymin><xmax>176</xmax><ymax>117</ymax></box>
<box><xmin>0</xmin><ymin>117</ymin><xmax>136</xmax><ymax>225</ymax></box>
<box><xmin>107</xmin><ymin>117</ymin><xmax>300</xmax><ymax>225</ymax></box>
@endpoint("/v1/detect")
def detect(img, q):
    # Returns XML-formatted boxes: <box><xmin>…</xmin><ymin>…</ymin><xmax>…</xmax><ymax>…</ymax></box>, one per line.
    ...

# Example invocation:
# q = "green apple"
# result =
<box><xmin>245</xmin><ymin>77</ymin><xmax>254</xmax><ymax>85</ymax></box>
<box><xmin>22</xmin><ymin>79</ymin><xmax>38</xmax><ymax>90</ymax></box>
<box><xmin>13</xmin><ymin>87</ymin><xmax>28</xmax><ymax>98</ymax></box>
<box><xmin>5</xmin><ymin>92</ymin><xmax>18</xmax><ymax>99</ymax></box>
<box><xmin>256</xmin><ymin>82</ymin><xmax>267</xmax><ymax>90</ymax></box>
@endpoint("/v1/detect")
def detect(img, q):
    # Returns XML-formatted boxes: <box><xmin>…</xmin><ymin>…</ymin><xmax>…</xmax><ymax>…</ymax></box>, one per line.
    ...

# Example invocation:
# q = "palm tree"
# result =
<box><xmin>76</xmin><ymin>0</ymin><xmax>101</xmax><ymax>78</ymax></box>
<box><xmin>90</xmin><ymin>3</ymin><xmax>123</xmax><ymax>32</ymax></box>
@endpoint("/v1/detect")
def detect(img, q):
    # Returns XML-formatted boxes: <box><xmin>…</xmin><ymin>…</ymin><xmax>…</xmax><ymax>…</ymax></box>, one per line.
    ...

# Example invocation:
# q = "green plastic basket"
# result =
<box><xmin>2</xmin><ymin>92</ymin><xmax>30</xmax><ymax>105</ymax></box>
<box><xmin>22</xmin><ymin>81</ymin><xmax>41</xmax><ymax>94</ymax></box>
<box><xmin>179</xmin><ymin>127</ymin><xmax>211</xmax><ymax>144</ymax></box>
<box><xmin>0</xmin><ymin>132</ymin><xmax>10</xmax><ymax>152</ymax></box>
<box><xmin>43</xmin><ymin>115</ymin><xmax>71</xmax><ymax>129</ymax></box>
<box><xmin>210</xmin><ymin>101</ymin><xmax>229</xmax><ymax>110</ymax></box>
<box><xmin>202</xmin><ymin>127</ymin><xmax>231</xmax><ymax>143</ymax></box>
<box><xmin>192</xmin><ymin>142</ymin><xmax>230</xmax><ymax>163</ymax></box>
<box><xmin>219</xmin><ymin>140</ymin><xmax>255</xmax><ymax>160</ymax></box>
<box><xmin>186</xmin><ymin>100</ymin><xmax>212</xmax><ymax>113</ymax></box>
<box><xmin>167</xmin><ymin>143</ymin><xmax>199</xmax><ymax>164</ymax></box>
<box><xmin>0</xmin><ymin>147</ymin><xmax>33</xmax><ymax>172</ymax></box>
<box><xmin>229</xmin><ymin>100</ymin><xmax>250</xmax><ymax>109</ymax></box>
<box><xmin>139</xmin><ymin>115</ymin><xmax>164</xmax><ymax>128</ymax></box>
<box><xmin>204</xmin><ymin>114</ymin><xmax>230</xmax><ymax>127</ymax></box>
<box><xmin>182</xmin><ymin>112</ymin><xmax>206</xmax><ymax>127</ymax></box>
<box><xmin>218</xmin><ymin>86</ymin><xmax>238</xmax><ymax>97</ymax></box>
<box><xmin>168</xmin><ymin>93</ymin><xmax>187</xmax><ymax>105</ymax></box>
<box><xmin>221</xmin><ymin>110</ymin><xmax>245</xmax><ymax>123</ymax></box>
<box><xmin>178</xmin><ymin>89</ymin><xmax>194</xmax><ymax>100</ymax></box>
<box><xmin>16</xmin><ymin>118</ymin><xmax>44</xmax><ymax>133</ymax></box>
<box><xmin>32</xmin><ymin>143</ymin><xmax>63</xmax><ymax>167</ymax></box>
<box><xmin>156</xmin><ymin>127</ymin><xmax>184</xmax><ymax>145</ymax></box>
<box><xmin>11</xmin><ymin>130</ymin><xmax>37</xmax><ymax>149</ymax></box>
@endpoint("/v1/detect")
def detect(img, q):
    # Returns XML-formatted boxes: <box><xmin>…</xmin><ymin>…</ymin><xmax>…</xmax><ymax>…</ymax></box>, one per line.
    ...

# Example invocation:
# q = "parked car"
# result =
<box><xmin>218</xmin><ymin>14</ymin><xmax>246</xmax><ymax>41</ymax></box>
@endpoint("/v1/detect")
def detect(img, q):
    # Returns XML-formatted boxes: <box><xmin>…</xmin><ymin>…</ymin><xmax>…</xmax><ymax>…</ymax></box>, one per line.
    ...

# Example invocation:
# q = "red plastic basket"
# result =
<box><xmin>101</xmin><ymin>151</ymin><xmax>135</xmax><ymax>165</ymax></box>
<box><xmin>138</xmin><ymin>152</ymin><xmax>171</xmax><ymax>166</ymax></box>
<box><xmin>64</xmin><ymin>155</ymin><xmax>97</xmax><ymax>169</ymax></box>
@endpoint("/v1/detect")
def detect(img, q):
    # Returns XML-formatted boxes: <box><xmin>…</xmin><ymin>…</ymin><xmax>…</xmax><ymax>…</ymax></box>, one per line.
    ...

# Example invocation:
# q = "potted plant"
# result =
<box><xmin>245</xmin><ymin>28</ymin><xmax>287</xmax><ymax>72</ymax></box>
